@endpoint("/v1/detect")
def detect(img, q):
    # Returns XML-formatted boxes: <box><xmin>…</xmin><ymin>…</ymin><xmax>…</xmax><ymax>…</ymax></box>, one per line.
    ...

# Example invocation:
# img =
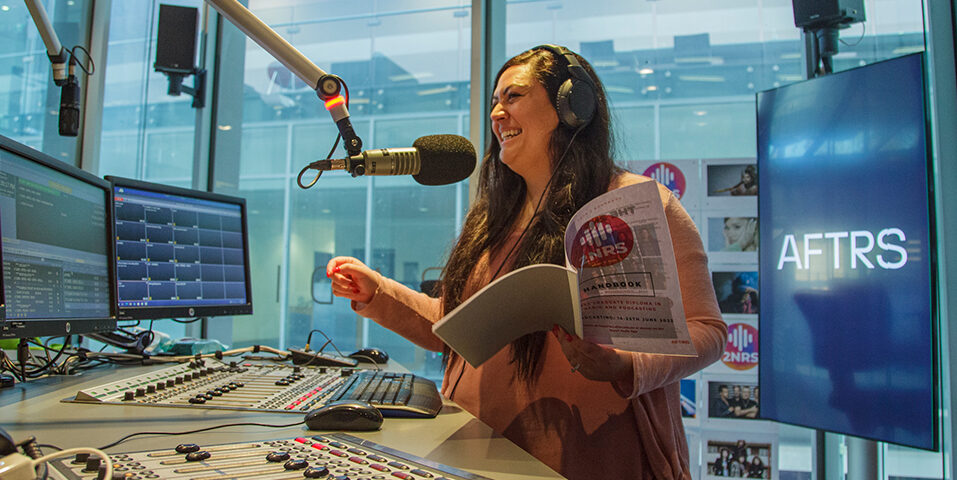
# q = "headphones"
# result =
<box><xmin>534</xmin><ymin>44</ymin><xmax>597</xmax><ymax>129</ymax></box>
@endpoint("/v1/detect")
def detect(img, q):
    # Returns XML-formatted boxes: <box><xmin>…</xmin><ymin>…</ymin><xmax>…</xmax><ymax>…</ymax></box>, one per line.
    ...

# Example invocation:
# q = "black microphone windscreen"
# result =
<box><xmin>412</xmin><ymin>134</ymin><xmax>476</xmax><ymax>186</ymax></box>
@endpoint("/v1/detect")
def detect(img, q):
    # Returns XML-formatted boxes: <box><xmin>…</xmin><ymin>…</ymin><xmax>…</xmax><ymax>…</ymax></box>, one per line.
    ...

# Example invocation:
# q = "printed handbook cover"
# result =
<box><xmin>432</xmin><ymin>180</ymin><xmax>697</xmax><ymax>367</ymax></box>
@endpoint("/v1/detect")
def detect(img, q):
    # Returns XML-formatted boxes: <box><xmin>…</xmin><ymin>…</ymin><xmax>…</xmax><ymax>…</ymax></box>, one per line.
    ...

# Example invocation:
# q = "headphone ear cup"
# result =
<box><xmin>556</xmin><ymin>77</ymin><xmax>596</xmax><ymax>129</ymax></box>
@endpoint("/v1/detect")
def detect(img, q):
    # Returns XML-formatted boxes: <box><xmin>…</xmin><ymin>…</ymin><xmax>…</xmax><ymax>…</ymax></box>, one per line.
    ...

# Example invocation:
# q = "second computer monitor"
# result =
<box><xmin>107</xmin><ymin>177</ymin><xmax>253</xmax><ymax>320</ymax></box>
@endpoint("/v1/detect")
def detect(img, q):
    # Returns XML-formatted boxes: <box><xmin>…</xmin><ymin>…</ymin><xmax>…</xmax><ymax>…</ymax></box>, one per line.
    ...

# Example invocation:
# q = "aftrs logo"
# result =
<box><xmin>570</xmin><ymin>215</ymin><xmax>634</xmax><ymax>268</ymax></box>
<box><xmin>722</xmin><ymin>323</ymin><xmax>758</xmax><ymax>371</ymax></box>
<box><xmin>643</xmin><ymin>162</ymin><xmax>686</xmax><ymax>199</ymax></box>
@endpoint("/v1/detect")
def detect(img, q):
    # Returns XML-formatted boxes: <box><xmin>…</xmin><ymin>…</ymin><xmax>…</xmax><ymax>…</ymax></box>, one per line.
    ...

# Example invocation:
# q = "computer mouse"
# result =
<box><xmin>304</xmin><ymin>400</ymin><xmax>383</xmax><ymax>431</ymax></box>
<box><xmin>348</xmin><ymin>347</ymin><xmax>389</xmax><ymax>364</ymax></box>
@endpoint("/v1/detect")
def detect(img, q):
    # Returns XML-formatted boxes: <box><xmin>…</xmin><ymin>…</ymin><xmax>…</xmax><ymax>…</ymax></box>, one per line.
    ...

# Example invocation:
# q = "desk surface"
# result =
<box><xmin>0</xmin><ymin>361</ymin><xmax>562</xmax><ymax>480</ymax></box>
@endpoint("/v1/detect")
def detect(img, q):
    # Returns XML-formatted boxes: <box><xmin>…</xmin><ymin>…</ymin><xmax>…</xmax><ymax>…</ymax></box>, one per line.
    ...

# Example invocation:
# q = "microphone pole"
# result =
<box><xmin>204</xmin><ymin>0</ymin><xmax>363</xmax><ymax>157</ymax></box>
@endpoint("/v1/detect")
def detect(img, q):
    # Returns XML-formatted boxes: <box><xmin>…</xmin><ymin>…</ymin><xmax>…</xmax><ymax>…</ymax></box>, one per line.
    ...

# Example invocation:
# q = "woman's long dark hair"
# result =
<box><xmin>440</xmin><ymin>46</ymin><xmax>622</xmax><ymax>382</ymax></box>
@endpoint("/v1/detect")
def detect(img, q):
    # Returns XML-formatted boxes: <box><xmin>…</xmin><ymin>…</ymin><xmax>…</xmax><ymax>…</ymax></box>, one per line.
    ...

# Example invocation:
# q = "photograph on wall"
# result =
<box><xmin>704</xmin><ymin>318</ymin><xmax>759</xmax><ymax>375</ymax></box>
<box><xmin>704</xmin><ymin>160</ymin><xmax>758</xmax><ymax>209</ymax></box>
<box><xmin>712</xmin><ymin>270</ymin><xmax>759</xmax><ymax>315</ymax></box>
<box><xmin>706</xmin><ymin>379</ymin><xmax>759</xmax><ymax>420</ymax></box>
<box><xmin>706</xmin><ymin>213</ymin><xmax>758</xmax><ymax>265</ymax></box>
<box><xmin>701</xmin><ymin>432</ymin><xmax>777</xmax><ymax>479</ymax></box>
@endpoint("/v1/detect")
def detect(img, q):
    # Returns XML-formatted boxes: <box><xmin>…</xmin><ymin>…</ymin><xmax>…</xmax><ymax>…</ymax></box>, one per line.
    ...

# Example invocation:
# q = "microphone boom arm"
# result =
<box><xmin>204</xmin><ymin>0</ymin><xmax>363</xmax><ymax>156</ymax></box>
<box><xmin>24</xmin><ymin>0</ymin><xmax>68</xmax><ymax>85</ymax></box>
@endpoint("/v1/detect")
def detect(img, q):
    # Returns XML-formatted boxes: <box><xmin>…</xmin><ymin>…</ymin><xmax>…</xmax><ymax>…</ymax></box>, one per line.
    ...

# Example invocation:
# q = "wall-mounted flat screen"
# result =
<box><xmin>757</xmin><ymin>53</ymin><xmax>936</xmax><ymax>450</ymax></box>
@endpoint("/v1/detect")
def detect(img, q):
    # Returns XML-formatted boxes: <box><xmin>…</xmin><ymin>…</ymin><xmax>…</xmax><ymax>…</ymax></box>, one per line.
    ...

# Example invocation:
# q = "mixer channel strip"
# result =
<box><xmin>46</xmin><ymin>433</ymin><xmax>491</xmax><ymax>480</ymax></box>
<box><xmin>66</xmin><ymin>359</ymin><xmax>351</xmax><ymax>413</ymax></box>
<box><xmin>66</xmin><ymin>359</ymin><xmax>445</xmax><ymax>417</ymax></box>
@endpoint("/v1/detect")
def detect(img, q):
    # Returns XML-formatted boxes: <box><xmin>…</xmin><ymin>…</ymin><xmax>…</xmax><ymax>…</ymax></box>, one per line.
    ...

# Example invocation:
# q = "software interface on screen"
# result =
<box><xmin>758</xmin><ymin>53</ymin><xmax>935</xmax><ymax>450</ymax></box>
<box><xmin>112</xmin><ymin>184</ymin><xmax>249</xmax><ymax>316</ymax></box>
<box><xmin>0</xmin><ymin>144</ymin><xmax>112</xmax><ymax>324</ymax></box>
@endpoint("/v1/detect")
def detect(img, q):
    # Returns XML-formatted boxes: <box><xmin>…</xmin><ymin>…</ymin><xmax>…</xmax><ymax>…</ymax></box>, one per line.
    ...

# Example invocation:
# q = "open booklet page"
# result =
<box><xmin>432</xmin><ymin>264</ymin><xmax>581</xmax><ymax>367</ymax></box>
<box><xmin>565</xmin><ymin>180</ymin><xmax>695</xmax><ymax>356</ymax></box>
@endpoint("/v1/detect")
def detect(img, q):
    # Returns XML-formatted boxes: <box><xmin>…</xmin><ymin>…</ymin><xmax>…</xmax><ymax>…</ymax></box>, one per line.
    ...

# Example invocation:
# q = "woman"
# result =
<box><xmin>327</xmin><ymin>45</ymin><xmax>725</xmax><ymax>479</ymax></box>
<box><xmin>722</xmin><ymin>217</ymin><xmax>758</xmax><ymax>252</ymax></box>
<box><xmin>747</xmin><ymin>455</ymin><xmax>766</xmax><ymax>478</ymax></box>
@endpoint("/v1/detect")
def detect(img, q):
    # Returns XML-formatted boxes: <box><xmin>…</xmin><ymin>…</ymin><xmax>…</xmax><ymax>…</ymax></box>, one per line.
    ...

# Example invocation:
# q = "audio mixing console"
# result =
<box><xmin>46</xmin><ymin>433</ymin><xmax>490</xmax><ymax>479</ymax></box>
<box><xmin>64</xmin><ymin>359</ymin><xmax>443</xmax><ymax>417</ymax></box>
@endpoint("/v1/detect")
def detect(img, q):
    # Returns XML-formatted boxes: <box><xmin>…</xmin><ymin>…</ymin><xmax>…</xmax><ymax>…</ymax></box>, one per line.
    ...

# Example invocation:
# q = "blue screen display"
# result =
<box><xmin>757</xmin><ymin>53</ymin><xmax>936</xmax><ymax>450</ymax></box>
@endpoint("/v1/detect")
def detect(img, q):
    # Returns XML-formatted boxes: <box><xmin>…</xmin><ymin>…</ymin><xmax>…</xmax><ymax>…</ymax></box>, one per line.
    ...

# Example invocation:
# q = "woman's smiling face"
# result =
<box><xmin>489</xmin><ymin>63</ymin><xmax>559</xmax><ymax>178</ymax></box>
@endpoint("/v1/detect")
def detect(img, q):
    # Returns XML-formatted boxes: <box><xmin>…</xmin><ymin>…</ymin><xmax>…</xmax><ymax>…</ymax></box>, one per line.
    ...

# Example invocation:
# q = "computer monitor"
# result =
<box><xmin>757</xmin><ymin>53</ymin><xmax>937</xmax><ymax>450</ymax></box>
<box><xmin>0</xmin><ymin>135</ymin><xmax>117</xmax><ymax>339</ymax></box>
<box><xmin>106</xmin><ymin>176</ymin><xmax>253</xmax><ymax>320</ymax></box>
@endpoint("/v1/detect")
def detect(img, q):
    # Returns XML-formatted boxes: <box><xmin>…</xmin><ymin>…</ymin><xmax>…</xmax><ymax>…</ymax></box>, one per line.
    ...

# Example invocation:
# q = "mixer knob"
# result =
<box><xmin>156</xmin><ymin>381</ymin><xmax>165</xmax><ymax>390</ymax></box>
<box><xmin>207</xmin><ymin>390</ymin><xmax>222</xmax><ymax>397</ymax></box>
<box><xmin>229</xmin><ymin>361</ymin><xmax>238</xmax><ymax>367</ymax></box>
<box><xmin>303</xmin><ymin>466</ymin><xmax>330</xmax><ymax>478</ymax></box>
<box><xmin>189</xmin><ymin>361</ymin><xmax>198</xmax><ymax>368</ymax></box>
<box><xmin>72</xmin><ymin>452</ymin><xmax>90</xmax><ymax>464</ymax></box>
<box><xmin>266</xmin><ymin>451</ymin><xmax>291</xmax><ymax>462</ymax></box>
<box><xmin>123</xmin><ymin>391</ymin><xmax>135</xmax><ymax>401</ymax></box>
<box><xmin>146</xmin><ymin>385</ymin><xmax>156</xmax><ymax>394</ymax></box>
<box><xmin>293</xmin><ymin>366</ymin><xmax>301</xmax><ymax>373</ymax></box>
<box><xmin>83</xmin><ymin>457</ymin><xmax>101</xmax><ymax>472</ymax></box>
<box><xmin>183</xmin><ymin>374</ymin><xmax>192</xmax><ymax>381</ymax></box>
<box><xmin>135</xmin><ymin>388</ymin><xmax>145</xmax><ymax>397</ymax></box>
<box><xmin>283</xmin><ymin>459</ymin><xmax>309</xmax><ymax>470</ymax></box>
<box><xmin>175</xmin><ymin>443</ymin><xmax>201</xmax><ymax>453</ymax></box>
<box><xmin>185</xmin><ymin>451</ymin><xmax>211</xmax><ymax>462</ymax></box>
<box><xmin>275</xmin><ymin>380</ymin><xmax>289</xmax><ymax>386</ymax></box>
<box><xmin>233</xmin><ymin>382</ymin><xmax>244</xmax><ymax>388</ymax></box>
<box><xmin>188</xmin><ymin>396</ymin><xmax>206</xmax><ymax>404</ymax></box>
<box><xmin>166</xmin><ymin>379</ymin><xmax>176</xmax><ymax>387</ymax></box>
<box><xmin>175</xmin><ymin>376</ymin><xmax>183</xmax><ymax>384</ymax></box>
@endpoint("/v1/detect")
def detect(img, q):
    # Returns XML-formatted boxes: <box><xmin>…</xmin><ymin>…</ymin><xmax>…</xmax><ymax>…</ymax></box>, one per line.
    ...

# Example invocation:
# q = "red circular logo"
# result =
<box><xmin>570</xmin><ymin>215</ymin><xmax>634</xmax><ymax>268</ymax></box>
<box><xmin>722</xmin><ymin>323</ymin><xmax>759</xmax><ymax>371</ymax></box>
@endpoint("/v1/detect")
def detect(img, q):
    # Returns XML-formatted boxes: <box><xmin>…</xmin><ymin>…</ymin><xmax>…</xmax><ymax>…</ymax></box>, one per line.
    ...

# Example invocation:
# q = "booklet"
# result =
<box><xmin>432</xmin><ymin>180</ymin><xmax>697</xmax><ymax>367</ymax></box>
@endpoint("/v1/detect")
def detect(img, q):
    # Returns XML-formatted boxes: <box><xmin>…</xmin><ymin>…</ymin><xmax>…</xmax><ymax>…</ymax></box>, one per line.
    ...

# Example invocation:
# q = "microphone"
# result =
<box><xmin>311</xmin><ymin>134</ymin><xmax>476</xmax><ymax>186</ymax></box>
<box><xmin>58</xmin><ymin>70</ymin><xmax>80</xmax><ymax>137</ymax></box>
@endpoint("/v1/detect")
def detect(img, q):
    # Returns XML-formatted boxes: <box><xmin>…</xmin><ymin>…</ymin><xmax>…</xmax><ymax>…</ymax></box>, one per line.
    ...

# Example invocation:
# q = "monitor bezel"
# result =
<box><xmin>0</xmin><ymin>134</ymin><xmax>118</xmax><ymax>339</ymax></box>
<box><xmin>755</xmin><ymin>52</ymin><xmax>940</xmax><ymax>451</ymax></box>
<box><xmin>106</xmin><ymin>175</ymin><xmax>254</xmax><ymax>321</ymax></box>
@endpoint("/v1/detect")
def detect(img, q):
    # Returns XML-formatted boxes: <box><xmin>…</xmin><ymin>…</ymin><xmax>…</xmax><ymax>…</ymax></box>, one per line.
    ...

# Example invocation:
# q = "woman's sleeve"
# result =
<box><xmin>350</xmin><ymin>276</ymin><xmax>447</xmax><ymax>352</ymax></box>
<box><xmin>614</xmin><ymin>183</ymin><xmax>727</xmax><ymax>398</ymax></box>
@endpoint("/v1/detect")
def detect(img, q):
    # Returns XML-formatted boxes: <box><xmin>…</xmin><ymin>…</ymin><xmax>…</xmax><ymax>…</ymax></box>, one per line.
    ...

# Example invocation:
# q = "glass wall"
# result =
<box><xmin>499</xmin><ymin>0</ymin><xmax>930</xmax><ymax>477</ymax></box>
<box><xmin>0</xmin><ymin>0</ymin><xmax>92</xmax><ymax>162</ymax></box>
<box><xmin>93</xmin><ymin>0</ymin><xmax>207</xmax><ymax>341</ymax></box>
<box><xmin>216</xmin><ymin>0</ymin><xmax>472</xmax><ymax>379</ymax></box>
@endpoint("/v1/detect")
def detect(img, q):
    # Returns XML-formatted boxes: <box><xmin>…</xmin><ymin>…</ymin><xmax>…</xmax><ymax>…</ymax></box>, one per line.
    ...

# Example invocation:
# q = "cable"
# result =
<box><xmin>97</xmin><ymin>420</ymin><xmax>304</xmax><ymax>451</ymax></box>
<box><xmin>307</xmin><ymin>329</ymin><xmax>349</xmax><ymax>358</ymax></box>
<box><xmin>299</xmin><ymin>78</ymin><xmax>351</xmax><ymax>189</ymax></box>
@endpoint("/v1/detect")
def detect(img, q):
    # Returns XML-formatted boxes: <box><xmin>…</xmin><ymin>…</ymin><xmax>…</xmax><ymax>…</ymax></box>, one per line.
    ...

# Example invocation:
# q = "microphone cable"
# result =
<box><xmin>298</xmin><ymin>78</ymin><xmax>351</xmax><ymax>189</ymax></box>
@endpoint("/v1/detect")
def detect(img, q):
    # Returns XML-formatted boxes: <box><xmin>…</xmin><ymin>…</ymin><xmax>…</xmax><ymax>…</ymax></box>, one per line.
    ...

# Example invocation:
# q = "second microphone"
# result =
<box><xmin>309</xmin><ymin>134</ymin><xmax>476</xmax><ymax>186</ymax></box>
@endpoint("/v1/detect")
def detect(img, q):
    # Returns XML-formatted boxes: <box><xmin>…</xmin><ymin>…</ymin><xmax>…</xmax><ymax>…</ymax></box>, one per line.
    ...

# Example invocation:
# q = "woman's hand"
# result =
<box><xmin>551</xmin><ymin>325</ymin><xmax>633</xmax><ymax>383</ymax></box>
<box><xmin>326</xmin><ymin>256</ymin><xmax>380</xmax><ymax>305</ymax></box>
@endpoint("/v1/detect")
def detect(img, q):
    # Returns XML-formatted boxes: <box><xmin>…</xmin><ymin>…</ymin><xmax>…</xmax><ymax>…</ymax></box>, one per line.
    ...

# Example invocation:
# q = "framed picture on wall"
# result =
<box><xmin>701</xmin><ymin>431</ymin><xmax>778</xmax><ymax>479</ymax></box>
<box><xmin>704</xmin><ymin>159</ymin><xmax>758</xmax><ymax>209</ymax></box>
<box><xmin>705</xmin><ymin>211</ymin><xmax>758</xmax><ymax>265</ymax></box>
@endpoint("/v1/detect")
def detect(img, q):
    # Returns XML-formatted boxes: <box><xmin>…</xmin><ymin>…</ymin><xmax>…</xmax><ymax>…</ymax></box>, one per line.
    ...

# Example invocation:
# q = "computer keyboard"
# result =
<box><xmin>331</xmin><ymin>370</ymin><xmax>444</xmax><ymax>418</ymax></box>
